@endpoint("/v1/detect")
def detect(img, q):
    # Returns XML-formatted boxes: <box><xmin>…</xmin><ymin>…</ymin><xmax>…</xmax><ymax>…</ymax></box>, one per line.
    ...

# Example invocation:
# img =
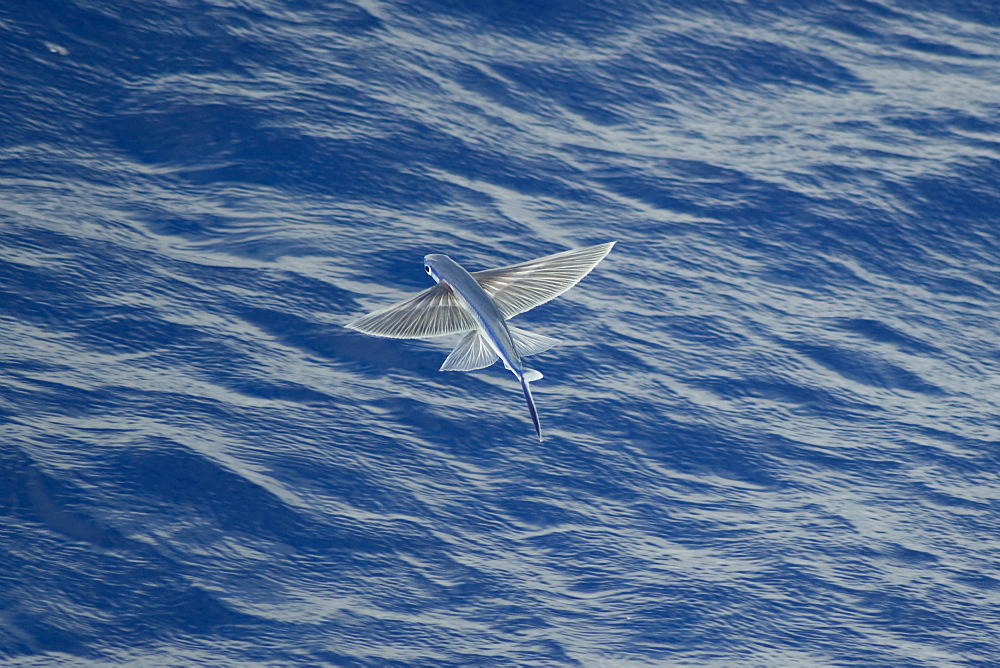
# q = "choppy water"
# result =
<box><xmin>2</xmin><ymin>0</ymin><xmax>1000</xmax><ymax>665</ymax></box>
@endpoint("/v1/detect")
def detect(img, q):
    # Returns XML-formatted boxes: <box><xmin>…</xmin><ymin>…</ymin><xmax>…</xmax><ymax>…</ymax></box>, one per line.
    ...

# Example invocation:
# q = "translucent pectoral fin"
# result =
<box><xmin>440</xmin><ymin>331</ymin><xmax>500</xmax><ymax>372</ymax></box>
<box><xmin>472</xmin><ymin>242</ymin><xmax>615</xmax><ymax>320</ymax></box>
<box><xmin>509</xmin><ymin>326</ymin><xmax>559</xmax><ymax>358</ymax></box>
<box><xmin>346</xmin><ymin>283</ymin><xmax>477</xmax><ymax>339</ymax></box>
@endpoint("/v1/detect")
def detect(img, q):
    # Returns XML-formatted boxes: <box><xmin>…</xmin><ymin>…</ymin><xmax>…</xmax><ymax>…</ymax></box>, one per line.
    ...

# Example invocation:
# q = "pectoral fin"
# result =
<box><xmin>472</xmin><ymin>242</ymin><xmax>615</xmax><ymax>320</ymax></box>
<box><xmin>440</xmin><ymin>331</ymin><xmax>499</xmax><ymax>372</ymax></box>
<box><xmin>346</xmin><ymin>283</ymin><xmax>477</xmax><ymax>339</ymax></box>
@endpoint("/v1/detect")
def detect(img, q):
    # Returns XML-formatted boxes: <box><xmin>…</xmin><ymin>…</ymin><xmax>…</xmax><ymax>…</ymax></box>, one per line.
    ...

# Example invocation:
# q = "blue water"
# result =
<box><xmin>3</xmin><ymin>0</ymin><xmax>1000</xmax><ymax>664</ymax></box>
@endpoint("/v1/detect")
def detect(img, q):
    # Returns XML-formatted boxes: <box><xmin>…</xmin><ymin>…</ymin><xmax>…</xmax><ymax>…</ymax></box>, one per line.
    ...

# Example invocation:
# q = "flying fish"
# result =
<box><xmin>346</xmin><ymin>242</ymin><xmax>616</xmax><ymax>440</ymax></box>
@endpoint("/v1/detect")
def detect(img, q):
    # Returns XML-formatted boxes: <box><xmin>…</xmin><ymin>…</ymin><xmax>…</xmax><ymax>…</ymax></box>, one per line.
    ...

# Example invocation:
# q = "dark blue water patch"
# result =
<box><xmin>835</xmin><ymin>317</ymin><xmax>941</xmax><ymax>356</ymax></box>
<box><xmin>0</xmin><ymin>239</ymin><xmax>98</xmax><ymax>328</ymax></box>
<box><xmin>340</xmin><ymin>336</ymin><xmax>449</xmax><ymax>380</ymax></box>
<box><xmin>594</xmin><ymin>406</ymin><xmax>782</xmax><ymax>489</ymax></box>
<box><xmin>912</xmin><ymin>483</ymin><xmax>994</xmax><ymax>514</ymax></box>
<box><xmin>239</xmin><ymin>304</ymin><xmax>386</xmax><ymax>366</ymax></box>
<box><xmin>413</xmin><ymin>138</ymin><xmax>606</xmax><ymax>208</ymax></box>
<box><xmin>106</xmin><ymin>89</ymin><xmax>605</xmax><ymax>208</ymax></box>
<box><xmin>900</xmin><ymin>157</ymin><xmax>1000</xmax><ymax>240</ymax></box>
<box><xmin>450</xmin><ymin>62</ymin><xmax>548</xmax><ymax>119</ymax></box>
<box><xmin>21</xmin><ymin>0</ymin><xmax>347</xmax><ymax>82</ymax></box>
<box><xmin>0</xmin><ymin>229</ymin><xmax>200</xmax><ymax>336</ymax></box>
<box><xmin>0</xmin><ymin>0</ymin><xmax>291</xmax><ymax>151</ymax></box>
<box><xmin>757</xmin><ymin>256</ymin><xmax>864</xmax><ymax>292</ymax></box>
<box><xmin>397</xmin><ymin>0</ymin><xmax>642</xmax><ymax>39</ymax></box>
<box><xmin>946</xmin><ymin>105</ymin><xmax>1000</xmax><ymax>139</ymax></box>
<box><xmin>0</xmin><ymin>599</ymin><xmax>88</xmax><ymax>660</ymax></box>
<box><xmin>885</xmin><ymin>108</ymin><xmax>1000</xmax><ymax>140</ymax></box>
<box><xmin>486</xmin><ymin>60</ymin><xmax>660</xmax><ymax>128</ymax></box>
<box><xmin>109</xmin><ymin>103</ymin><xmax>267</xmax><ymax>169</ymax></box>
<box><xmin>953</xmin><ymin>573</ymin><xmax>1000</xmax><ymax>591</ymax></box>
<box><xmin>661</xmin><ymin>314</ymin><xmax>749</xmax><ymax>348</ymax></box>
<box><xmin>0</xmin><ymin>452</ymin><xmax>261</xmax><ymax>662</ymax></box>
<box><xmin>285</xmin><ymin>278</ymin><xmax>360</xmax><ymax>319</ymax></box>
<box><xmin>644</xmin><ymin>30</ymin><xmax>867</xmax><ymax>95</ymax></box>
<box><xmin>819</xmin><ymin>0</ymin><xmax>996</xmax><ymax>59</ymax></box>
<box><xmin>0</xmin><ymin>282</ymin><xmax>59</xmax><ymax>332</ymax></box>
<box><xmin>110</xmin><ymin>109</ymin><xmax>449</xmax><ymax>203</ymax></box>
<box><xmin>270</xmin><ymin>0</ymin><xmax>383</xmax><ymax>34</ymax></box>
<box><xmin>588</xmin><ymin>159</ymin><xmax>806</xmax><ymax>222</ymax></box>
<box><xmin>906</xmin><ymin>0</ymin><xmax>1000</xmax><ymax>27</ymax></box>
<box><xmin>78</xmin><ymin>308</ymin><xmax>214</xmax><ymax>355</ymax></box>
<box><xmin>110</xmin><ymin>440</ymin><xmax>396</xmax><ymax>553</ymax></box>
<box><xmin>620</xmin><ymin>581</ymin><xmax>774</xmax><ymax>658</ymax></box>
<box><xmin>0</xmin><ymin>8</ymin><xmax>123</xmax><ymax>147</ymax></box>
<box><xmin>895</xmin><ymin>33</ymin><xmax>986</xmax><ymax>59</ymax></box>
<box><xmin>238</xmin><ymin>378</ymin><xmax>337</xmax><ymax>405</ymax></box>
<box><xmin>821</xmin><ymin>12</ymin><xmax>885</xmax><ymax>42</ymax></box>
<box><xmin>0</xmin><ymin>452</ymin><xmax>135</xmax><ymax>552</ymax></box>
<box><xmin>5</xmin><ymin>232</ymin><xmax>269</xmax><ymax>367</ymax></box>
<box><xmin>907</xmin><ymin>426</ymin><xmax>1000</xmax><ymax>471</ymax></box>
<box><xmin>696</xmin><ymin>373</ymin><xmax>863</xmax><ymax>413</ymax></box>
<box><xmin>499</xmin><ymin>495</ymin><xmax>591</xmax><ymax>531</ymax></box>
<box><xmin>861</xmin><ymin>586</ymin><xmax>961</xmax><ymax>639</ymax></box>
<box><xmin>525</xmin><ymin>447</ymin><xmax>649</xmax><ymax>506</ymax></box>
<box><xmin>825</xmin><ymin>143</ymin><xmax>925</xmax><ymax>168</ymax></box>
<box><xmin>3</xmin><ymin>374</ymin><xmax>122</xmax><ymax>422</ymax></box>
<box><xmin>779</xmin><ymin>200</ymin><xmax>991</xmax><ymax>296</ymax></box>
<box><xmin>782</xmin><ymin>339</ymin><xmax>945</xmax><ymax>396</ymax></box>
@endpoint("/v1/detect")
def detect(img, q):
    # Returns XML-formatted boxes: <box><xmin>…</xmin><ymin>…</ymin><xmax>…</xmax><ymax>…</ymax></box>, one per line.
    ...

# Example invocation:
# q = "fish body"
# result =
<box><xmin>422</xmin><ymin>252</ymin><xmax>544</xmax><ymax>438</ymax></box>
<box><xmin>346</xmin><ymin>242</ymin><xmax>616</xmax><ymax>440</ymax></box>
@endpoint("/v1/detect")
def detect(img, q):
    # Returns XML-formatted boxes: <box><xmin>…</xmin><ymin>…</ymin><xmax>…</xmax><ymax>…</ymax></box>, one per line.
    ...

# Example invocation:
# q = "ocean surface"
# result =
<box><xmin>2</xmin><ymin>0</ymin><xmax>1000</xmax><ymax>665</ymax></box>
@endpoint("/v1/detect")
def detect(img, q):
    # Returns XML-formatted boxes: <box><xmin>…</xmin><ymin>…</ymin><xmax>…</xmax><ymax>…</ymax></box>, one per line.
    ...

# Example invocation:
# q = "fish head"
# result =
<box><xmin>422</xmin><ymin>253</ymin><xmax>452</xmax><ymax>283</ymax></box>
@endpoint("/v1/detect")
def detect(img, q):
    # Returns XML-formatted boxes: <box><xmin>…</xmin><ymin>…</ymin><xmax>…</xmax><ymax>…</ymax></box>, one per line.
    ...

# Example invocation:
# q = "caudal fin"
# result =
<box><xmin>520</xmin><ymin>371</ymin><xmax>543</xmax><ymax>441</ymax></box>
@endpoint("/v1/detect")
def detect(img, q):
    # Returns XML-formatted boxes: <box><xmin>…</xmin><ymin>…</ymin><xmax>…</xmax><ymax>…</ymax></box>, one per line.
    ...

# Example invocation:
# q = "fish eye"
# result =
<box><xmin>424</xmin><ymin>265</ymin><xmax>431</xmax><ymax>273</ymax></box>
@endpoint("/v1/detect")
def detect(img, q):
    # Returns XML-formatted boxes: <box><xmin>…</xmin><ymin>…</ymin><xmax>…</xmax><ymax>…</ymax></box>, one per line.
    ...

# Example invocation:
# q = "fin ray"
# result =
<box><xmin>473</xmin><ymin>242</ymin><xmax>615</xmax><ymax>320</ymax></box>
<box><xmin>440</xmin><ymin>330</ymin><xmax>499</xmax><ymax>372</ymax></box>
<box><xmin>346</xmin><ymin>283</ymin><xmax>477</xmax><ymax>339</ymax></box>
<box><xmin>509</xmin><ymin>327</ymin><xmax>559</xmax><ymax>358</ymax></box>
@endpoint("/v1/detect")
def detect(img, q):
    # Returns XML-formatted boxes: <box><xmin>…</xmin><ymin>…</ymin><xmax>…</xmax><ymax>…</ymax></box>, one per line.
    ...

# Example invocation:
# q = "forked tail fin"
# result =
<box><xmin>520</xmin><ymin>370</ymin><xmax>543</xmax><ymax>441</ymax></box>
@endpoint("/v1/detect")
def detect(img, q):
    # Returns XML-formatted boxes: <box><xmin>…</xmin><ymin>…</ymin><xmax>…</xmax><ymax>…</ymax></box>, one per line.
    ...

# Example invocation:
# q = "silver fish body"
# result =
<box><xmin>422</xmin><ymin>252</ymin><xmax>544</xmax><ymax>438</ymax></box>
<box><xmin>346</xmin><ymin>242</ymin><xmax>616</xmax><ymax>440</ymax></box>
